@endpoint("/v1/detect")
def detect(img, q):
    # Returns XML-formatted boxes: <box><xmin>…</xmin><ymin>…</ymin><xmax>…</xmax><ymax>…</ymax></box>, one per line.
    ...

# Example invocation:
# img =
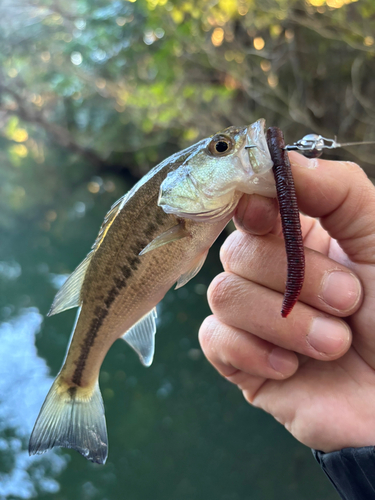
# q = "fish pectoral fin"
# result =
<box><xmin>139</xmin><ymin>223</ymin><xmax>190</xmax><ymax>256</ymax></box>
<box><xmin>121</xmin><ymin>308</ymin><xmax>157</xmax><ymax>367</ymax></box>
<box><xmin>48</xmin><ymin>254</ymin><xmax>92</xmax><ymax>316</ymax></box>
<box><xmin>175</xmin><ymin>250</ymin><xmax>209</xmax><ymax>289</ymax></box>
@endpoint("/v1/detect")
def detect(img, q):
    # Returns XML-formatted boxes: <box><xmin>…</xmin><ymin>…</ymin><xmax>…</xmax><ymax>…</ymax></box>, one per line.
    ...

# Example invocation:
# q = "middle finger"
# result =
<box><xmin>220</xmin><ymin>230</ymin><xmax>362</xmax><ymax>316</ymax></box>
<box><xmin>208</xmin><ymin>272</ymin><xmax>352</xmax><ymax>360</ymax></box>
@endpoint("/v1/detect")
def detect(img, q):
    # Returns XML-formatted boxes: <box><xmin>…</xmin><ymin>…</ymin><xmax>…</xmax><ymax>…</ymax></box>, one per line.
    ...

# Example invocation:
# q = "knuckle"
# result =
<box><xmin>199</xmin><ymin>318</ymin><xmax>242</xmax><ymax>378</ymax></box>
<box><xmin>219</xmin><ymin>231</ymin><xmax>243</xmax><ymax>270</ymax></box>
<box><xmin>198</xmin><ymin>316</ymin><xmax>218</xmax><ymax>354</ymax></box>
<box><xmin>220</xmin><ymin>231</ymin><xmax>264</xmax><ymax>273</ymax></box>
<box><xmin>207</xmin><ymin>272</ymin><xmax>234</xmax><ymax>312</ymax></box>
<box><xmin>243</xmin><ymin>390</ymin><xmax>253</xmax><ymax>405</ymax></box>
<box><xmin>342</xmin><ymin>160</ymin><xmax>362</xmax><ymax>174</ymax></box>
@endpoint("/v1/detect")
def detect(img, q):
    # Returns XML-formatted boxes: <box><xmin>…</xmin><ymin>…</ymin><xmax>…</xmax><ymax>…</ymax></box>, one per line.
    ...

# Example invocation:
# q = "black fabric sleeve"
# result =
<box><xmin>312</xmin><ymin>447</ymin><xmax>375</xmax><ymax>500</ymax></box>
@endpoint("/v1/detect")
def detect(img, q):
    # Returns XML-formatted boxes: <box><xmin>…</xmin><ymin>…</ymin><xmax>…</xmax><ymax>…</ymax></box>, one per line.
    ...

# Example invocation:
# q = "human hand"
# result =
<box><xmin>199</xmin><ymin>152</ymin><xmax>375</xmax><ymax>452</ymax></box>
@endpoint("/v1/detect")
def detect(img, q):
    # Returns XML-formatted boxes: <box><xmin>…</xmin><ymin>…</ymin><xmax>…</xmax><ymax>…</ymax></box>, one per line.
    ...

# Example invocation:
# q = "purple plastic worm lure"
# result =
<box><xmin>267</xmin><ymin>127</ymin><xmax>305</xmax><ymax>318</ymax></box>
<box><xmin>267</xmin><ymin>128</ymin><xmax>375</xmax><ymax>316</ymax></box>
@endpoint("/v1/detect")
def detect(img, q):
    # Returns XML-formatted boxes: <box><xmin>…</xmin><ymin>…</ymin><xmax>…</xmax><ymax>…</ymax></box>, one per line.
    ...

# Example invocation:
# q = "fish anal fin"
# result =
<box><xmin>29</xmin><ymin>376</ymin><xmax>108</xmax><ymax>464</ymax></box>
<box><xmin>175</xmin><ymin>250</ymin><xmax>208</xmax><ymax>289</ymax></box>
<box><xmin>139</xmin><ymin>224</ymin><xmax>189</xmax><ymax>256</ymax></box>
<box><xmin>122</xmin><ymin>308</ymin><xmax>157</xmax><ymax>367</ymax></box>
<box><xmin>48</xmin><ymin>254</ymin><xmax>92</xmax><ymax>317</ymax></box>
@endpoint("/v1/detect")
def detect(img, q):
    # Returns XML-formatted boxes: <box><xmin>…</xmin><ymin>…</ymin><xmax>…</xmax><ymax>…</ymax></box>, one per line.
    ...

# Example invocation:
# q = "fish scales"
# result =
<box><xmin>63</xmin><ymin>164</ymin><xmax>228</xmax><ymax>388</ymax></box>
<box><xmin>29</xmin><ymin>120</ymin><xmax>277</xmax><ymax>464</ymax></box>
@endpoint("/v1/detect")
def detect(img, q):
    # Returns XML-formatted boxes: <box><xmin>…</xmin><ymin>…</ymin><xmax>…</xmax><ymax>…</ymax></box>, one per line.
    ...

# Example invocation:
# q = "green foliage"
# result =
<box><xmin>1</xmin><ymin>1</ymin><xmax>374</xmax><ymax>222</ymax></box>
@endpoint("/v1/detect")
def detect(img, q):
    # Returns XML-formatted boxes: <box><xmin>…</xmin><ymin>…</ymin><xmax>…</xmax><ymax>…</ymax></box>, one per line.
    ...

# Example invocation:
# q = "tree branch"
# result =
<box><xmin>0</xmin><ymin>83</ymin><xmax>108</xmax><ymax>168</ymax></box>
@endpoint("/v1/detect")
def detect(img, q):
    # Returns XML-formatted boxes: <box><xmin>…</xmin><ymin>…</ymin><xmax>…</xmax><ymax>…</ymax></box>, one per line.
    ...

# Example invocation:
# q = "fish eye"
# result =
<box><xmin>215</xmin><ymin>141</ymin><xmax>228</xmax><ymax>153</ymax></box>
<box><xmin>208</xmin><ymin>134</ymin><xmax>234</xmax><ymax>156</ymax></box>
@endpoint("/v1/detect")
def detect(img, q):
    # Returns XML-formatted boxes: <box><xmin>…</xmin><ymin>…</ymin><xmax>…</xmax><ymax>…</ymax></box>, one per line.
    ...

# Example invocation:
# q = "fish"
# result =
<box><xmin>29</xmin><ymin>119</ymin><xmax>276</xmax><ymax>465</ymax></box>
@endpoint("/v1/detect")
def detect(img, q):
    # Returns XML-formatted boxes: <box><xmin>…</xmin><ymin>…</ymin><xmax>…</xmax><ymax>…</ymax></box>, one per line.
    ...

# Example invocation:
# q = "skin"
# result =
<box><xmin>199</xmin><ymin>151</ymin><xmax>375</xmax><ymax>452</ymax></box>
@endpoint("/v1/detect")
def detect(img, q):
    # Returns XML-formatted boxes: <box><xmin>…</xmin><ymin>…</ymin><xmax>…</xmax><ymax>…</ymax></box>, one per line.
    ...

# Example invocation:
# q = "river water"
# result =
<box><xmin>0</xmin><ymin>173</ymin><xmax>338</xmax><ymax>500</ymax></box>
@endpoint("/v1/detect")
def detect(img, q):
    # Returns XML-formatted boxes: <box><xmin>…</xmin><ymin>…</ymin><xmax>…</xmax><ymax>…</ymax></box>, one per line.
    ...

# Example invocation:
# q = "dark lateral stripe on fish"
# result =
<box><xmin>128</xmin><ymin>255</ymin><xmax>141</xmax><ymax>268</ymax></box>
<box><xmin>121</xmin><ymin>265</ymin><xmax>132</xmax><ymax>279</ymax></box>
<box><xmin>103</xmin><ymin>273</ymin><xmax>129</xmax><ymax>309</ymax></box>
<box><xmin>144</xmin><ymin>221</ymin><xmax>158</xmax><ymax>239</ymax></box>
<box><xmin>72</xmin><ymin>306</ymin><xmax>109</xmax><ymax>386</ymax></box>
<box><xmin>73</xmin><ymin>281</ymin><xmax>125</xmax><ymax>384</ymax></box>
<box><xmin>155</xmin><ymin>208</ymin><xmax>166</xmax><ymax>225</ymax></box>
<box><xmin>71</xmin><ymin>237</ymin><xmax>152</xmax><ymax>385</ymax></box>
<box><xmin>130</xmin><ymin>243</ymin><xmax>146</xmax><ymax>256</ymax></box>
<box><xmin>68</xmin><ymin>386</ymin><xmax>77</xmax><ymax>399</ymax></box>
<box><xmin>114</xmin><ymin>277</ymin><xmax>126</xmax><ymax>288</ymax></box>
<box><xmin>104</xmin><ymin>286</ymin><xmax>120</xmax><ymax>309</ymax></box>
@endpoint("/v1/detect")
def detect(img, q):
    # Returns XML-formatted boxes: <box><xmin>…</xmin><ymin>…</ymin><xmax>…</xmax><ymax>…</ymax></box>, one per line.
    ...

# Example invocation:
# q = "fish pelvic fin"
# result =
<box><xmin>29</xmin><ymin>375</ymin><xmax>108</xmax><ymax>465</ymax></box>
<box><xmin>48</xmin><ymin>254</ymin><xmax>92</xmax><ymax>316</ymax></box>
<box><xmin>175</xmin><ymin>250</ymin><xmax>208</xmax><ymax>289</ymax></box>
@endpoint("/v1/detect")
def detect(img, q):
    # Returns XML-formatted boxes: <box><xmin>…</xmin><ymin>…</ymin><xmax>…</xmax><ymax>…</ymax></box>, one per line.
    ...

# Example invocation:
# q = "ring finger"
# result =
<box><xmin>199</xmin><ymin>315</ymin><xmax>299</xmax><ymax>383</ymax></box>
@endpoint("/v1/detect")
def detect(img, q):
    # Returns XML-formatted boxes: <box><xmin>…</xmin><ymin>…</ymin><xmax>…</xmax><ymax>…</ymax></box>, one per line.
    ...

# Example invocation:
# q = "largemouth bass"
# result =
<box><xmin>29</xmin><ymin>119</ymin><xmax>275</xmax><ymax>464</ymax></box>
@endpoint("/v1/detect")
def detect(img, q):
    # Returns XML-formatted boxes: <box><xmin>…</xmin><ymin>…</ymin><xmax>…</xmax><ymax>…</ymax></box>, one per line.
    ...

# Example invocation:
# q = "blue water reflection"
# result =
<box><xmin>0</xmin><ymin>308</ymin><xmax>67</xmax><ymax>497</ymax></box>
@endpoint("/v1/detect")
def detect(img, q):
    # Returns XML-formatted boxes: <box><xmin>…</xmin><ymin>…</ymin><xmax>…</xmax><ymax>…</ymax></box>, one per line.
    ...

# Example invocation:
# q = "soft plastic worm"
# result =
<box><xmin>266</xmin><ymin>127</ymin><xmax>305</xmax><ymax>317</ymax></box>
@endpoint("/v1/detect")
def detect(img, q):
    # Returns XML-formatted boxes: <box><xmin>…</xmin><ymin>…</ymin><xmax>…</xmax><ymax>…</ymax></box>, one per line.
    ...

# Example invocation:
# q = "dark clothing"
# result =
<box><xmin>313</xmin><ymin>447</ymin><xmax>375</xmax><ymax>500</ymax></box>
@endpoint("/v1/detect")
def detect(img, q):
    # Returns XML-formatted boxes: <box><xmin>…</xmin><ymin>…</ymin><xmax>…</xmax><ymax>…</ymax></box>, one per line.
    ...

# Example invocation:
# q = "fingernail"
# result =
<box><xmin>235</xmin><ymin>194</ymin><xmax>250</xmax><ymax>229</ymax></box>
<box><xmin>308</xmin><ymin>317</ymin><xmax>350</xmax><ymax>355</ymax></box>
<box><xmin>321</xmin><ymin>271</ymin><xmax>361</xmax><ymax>311</ymax></box>
<box><xmin>269</xmin><ymin>347</ymin><xmax>297</xmax><ymax>375</ymax></box>
<box><xmin>288</xmin><ymin>152</ymin><xmax>319</xmax><ymax>169</ymax></box>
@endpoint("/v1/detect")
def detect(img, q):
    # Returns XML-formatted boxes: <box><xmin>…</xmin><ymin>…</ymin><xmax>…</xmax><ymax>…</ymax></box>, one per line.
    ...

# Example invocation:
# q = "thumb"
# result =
<box><xmin>234</xmin><ymin>193</ymin><xmax>279</xmax><ymax>235</ymax></box>
<box><xmin>289</xmin><ymin>152</ymin><xmax>375</xmax><ymax>264</ymax></box>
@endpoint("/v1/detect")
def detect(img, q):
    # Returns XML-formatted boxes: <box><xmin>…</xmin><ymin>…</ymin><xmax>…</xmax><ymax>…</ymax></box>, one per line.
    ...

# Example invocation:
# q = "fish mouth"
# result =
<box><xmin>244</xmin><ymin>119</ymin><xmax>270</xmax><ymax>173</ymax></box>
<box><xmin>238</xmin><ymin>119</ymin><xmax>274</xmax><ymax>178</ymax></box>
<box><xmin>159</xmin><ymin>193</ymin><xmax>240</xmax><ymax>222</ymax></box>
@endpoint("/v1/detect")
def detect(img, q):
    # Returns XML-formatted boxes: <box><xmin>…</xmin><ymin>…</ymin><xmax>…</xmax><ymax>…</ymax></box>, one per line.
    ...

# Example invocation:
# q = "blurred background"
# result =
<box><xmin>0</xmin><ymin>0</ymin><xmax>374</xmax><ymax>498</ymax></box>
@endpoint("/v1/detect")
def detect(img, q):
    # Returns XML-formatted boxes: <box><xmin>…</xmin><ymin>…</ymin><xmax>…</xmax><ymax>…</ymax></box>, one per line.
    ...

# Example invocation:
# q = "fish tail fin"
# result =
<box><xmin>29</xmin><ymin>375</ymin><xmax>108</xmax><ymax>464</ymax></box>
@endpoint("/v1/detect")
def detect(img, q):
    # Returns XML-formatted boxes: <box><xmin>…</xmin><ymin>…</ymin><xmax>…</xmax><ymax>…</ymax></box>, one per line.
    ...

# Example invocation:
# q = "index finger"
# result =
<box><xmin>288</xmin><ymin>153</ymin><xmax>375</xmax><ymax>370</ymax></box>
<box><xmin>289</xmin><ymin>152</ymin><xmax>375</xmax><ymax>264</ymax></box>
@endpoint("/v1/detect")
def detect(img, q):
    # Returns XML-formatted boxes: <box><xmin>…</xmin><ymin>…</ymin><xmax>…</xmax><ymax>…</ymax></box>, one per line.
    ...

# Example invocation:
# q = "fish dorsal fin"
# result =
<box><xmin>91</xmin><ymin>193</ymin><xmax>130</xmax><ymax>253</ymax></box>
<box><xmin>175</xmin><ymin>250</ymin><xmax>208</xmax><ymax>289</ymax></box>
<box><xmin>48</xmin><ymin>193</ymin><xmax>131</xmax><ymax>318</ymax></box>
<box><xmin>139</xmin><ymin>223</ymin><xmax>189</xmax><ymax>256</ymax></box>
<box><xmin>121</xmin><ymin>308</ymin><xmax>157</xmax><ymax>367</ymax></box>
<box><xmin>48</xmin><ymin>255</ymin><xmax>92</xmax><ymax>316</ymax></box>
